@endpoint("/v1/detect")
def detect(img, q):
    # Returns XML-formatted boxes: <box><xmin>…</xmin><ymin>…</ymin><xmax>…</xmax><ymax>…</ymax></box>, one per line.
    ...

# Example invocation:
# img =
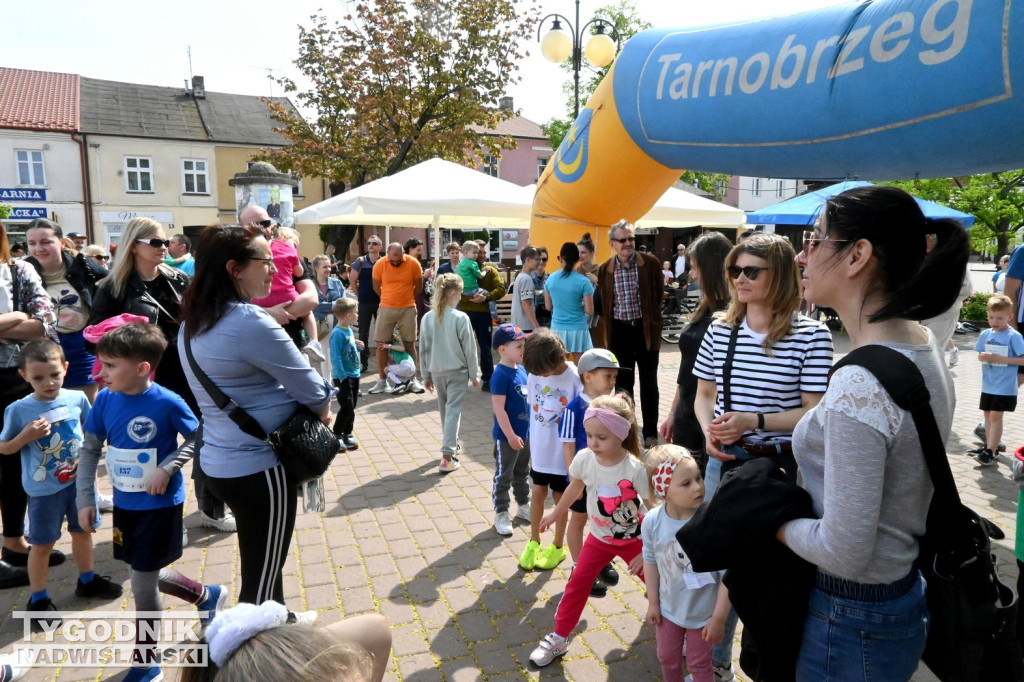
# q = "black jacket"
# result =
<box><xmin>24</xmin><ymin>251</ymin><xmax>108</xmax><ymax>311</ymax></box>
<box><xmin>677</xmin><ymin>457</ymin><xmax>816</xmax><ymax>682</ymax></box>
<box><xmin>88</xmin><ymin>267</ymin><xmax>189</xmax><ymax>332</ymax></box>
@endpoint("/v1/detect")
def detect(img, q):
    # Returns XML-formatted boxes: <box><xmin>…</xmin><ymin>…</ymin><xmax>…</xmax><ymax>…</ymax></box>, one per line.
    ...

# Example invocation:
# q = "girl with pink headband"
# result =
<box><xmin>529</xmin><ymin>394</ymin><xmax>649</xmax><ymax>668</ymax></box>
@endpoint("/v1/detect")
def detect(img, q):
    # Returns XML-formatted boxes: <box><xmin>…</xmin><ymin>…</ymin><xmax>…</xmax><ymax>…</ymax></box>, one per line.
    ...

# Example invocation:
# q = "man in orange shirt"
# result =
<box><xmin>369</xmin><ymin>243</ymin><xmax>424</xmax><ymax>394</ymax></box>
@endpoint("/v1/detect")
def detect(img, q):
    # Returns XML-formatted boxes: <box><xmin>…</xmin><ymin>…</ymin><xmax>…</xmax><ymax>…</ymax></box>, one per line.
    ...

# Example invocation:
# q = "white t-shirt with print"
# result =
<box><xmin>569</xmin><ymin>448</ymin><xmax>649</xmax><ymax>544</ymax></box>
<box><xmin>527</xmin><ymin>363</ymin><xmax>581</xmax><ymax>475</ymax></box>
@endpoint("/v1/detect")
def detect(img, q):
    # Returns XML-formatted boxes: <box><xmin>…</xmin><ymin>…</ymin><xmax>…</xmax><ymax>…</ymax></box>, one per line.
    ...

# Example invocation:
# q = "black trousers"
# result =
<box><xmin>207</xmin><ymin>465</ymin><xmax>296</xmax><ymax>605</ymax></box>
<box><xmin>357</xmin><ymin>301</ymin><xmax>379</xmax><ymax>370</ymax></box>
<box><xmin>333</xmin><ymin>377</ymin><xmax>359</xmax><ymax>436</ymax></box>
<box><xmin>465</xmin><ymin>310</ymin><xmax>494</xmax><ymax>383</ymax></box>
<box><xmin>0</xmin><ymin>368</ymin><xmax>29</xmax><ymax>538</ymax></box>
<box><xmin>609</xmin><ymin>320</ymin><xmax>660</xmax><ymax>440</ymax></box>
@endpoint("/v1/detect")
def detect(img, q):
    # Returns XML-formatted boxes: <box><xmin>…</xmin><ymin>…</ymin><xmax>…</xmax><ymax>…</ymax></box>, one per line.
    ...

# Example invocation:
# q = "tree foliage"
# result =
<box><xmin>263</xmin><ymin>0</ymin><xmax>539</xmax><ymax>194</ymax></box>
<box><xmin>539</xmin><ymin>1</ymin><xmax>727</xmax><ymax>199</ymax></box>
<box><xmin>0</xmin><ymin>205</ymin><xmax>9</xmax><ymax>220</ymax></box>
<box><xmin>888</xmin><ymin>172</ymin><xmax>1024</xmax><ymax>257</ymax></box>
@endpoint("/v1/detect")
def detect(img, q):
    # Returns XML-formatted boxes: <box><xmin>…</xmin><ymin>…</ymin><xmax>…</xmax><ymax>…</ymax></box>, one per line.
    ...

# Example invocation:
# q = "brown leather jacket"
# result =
<box><xmin>597</xmin><ymin>252</ymin><xmax>665</xmax><ymax>351</ymax></box>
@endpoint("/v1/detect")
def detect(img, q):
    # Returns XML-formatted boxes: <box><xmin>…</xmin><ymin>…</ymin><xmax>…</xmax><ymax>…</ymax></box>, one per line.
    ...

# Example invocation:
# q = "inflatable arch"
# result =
<box><xmin>530</xmin><ymin>0</ymin><xmax>1024</xmax><ymax>261</ymax></box>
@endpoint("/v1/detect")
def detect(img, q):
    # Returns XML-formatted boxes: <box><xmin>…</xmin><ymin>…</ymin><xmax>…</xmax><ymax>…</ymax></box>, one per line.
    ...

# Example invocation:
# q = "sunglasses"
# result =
<box><xmin>94</xmin><ymin>255</ymin><xmax>110</xmax><ymax>261</ymax></box>
<box><xmin>727</xmin><ymin>265</ymin><xmax>769</xmax><ymax>280</ymax></box>
<box><xmin>802</xmin><ymin>230</ymin><xmax>851</xmax><ymax>252</ymax></box>
<box><xmin>367</xmin><ymin>241</ymin><xmax>382</xmax><ymax>246</ymax></box>
<box><xmin>538</xmin><ymin>257</ymin><xmax>548</xmax><ymax>262</ymax></box>
<box><xmin>611</xmin><ymin>236</ymin><xmax>636</xmax><ymax>244</ymax></box>
<box><xmin>248</xmin><ymin>219</ymin><xmax>273</xmax><ymax>228</ymax></box>
<box><xmin>136</xmin><ymin>238</ymin><xmax>170</xmax><ymax>248</ymax></box>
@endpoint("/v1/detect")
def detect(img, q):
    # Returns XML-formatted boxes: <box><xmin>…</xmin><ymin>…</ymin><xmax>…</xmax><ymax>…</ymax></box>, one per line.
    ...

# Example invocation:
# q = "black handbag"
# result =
<box><xmin>183</xmin><ymin>336</ymin><xmax>339</xmax><ymax>483</ymax></box>
<box><xmin>832</xmin><ymin>345</ymin><xmax>1024</xmax><ymax>681</ymax></box>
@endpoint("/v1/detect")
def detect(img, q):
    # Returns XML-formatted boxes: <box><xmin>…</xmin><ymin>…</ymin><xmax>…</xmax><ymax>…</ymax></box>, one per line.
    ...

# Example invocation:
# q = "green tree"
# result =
<box><xmin>889</xmin><ymin>172</ymin><xmax>1024</xmax><ymax>257</ymax></box>
<box><xmin>264</xmin><ymin>0</ymin><xmax>538</xmax><ymax>194</ymax></box>
<box><xmin>0</xmin><ymin>205</ymin><xmax>9</xmax><ymax>220</ymax></box>
<box><xmin>539</xmin><ymin>1</ymin><xmax>728</xmax><ymax>199</ymax></box>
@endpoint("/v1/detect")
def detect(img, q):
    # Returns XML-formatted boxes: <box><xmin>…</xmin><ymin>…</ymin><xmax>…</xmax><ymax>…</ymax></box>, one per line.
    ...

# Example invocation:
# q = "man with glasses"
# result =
<box><xmin>351</xmin><ymin>234</ymin><xmax>384</xmax><ymax>372</ymax></box>
<box><xmin>458</xmin><ymin>240</ymin><xmax>507</xmax><ymax>392</ymax></box>
<box><xmin>597</xmin><ymin>219</ymin><xmax>665</xmax><ymax>446</ymax></box>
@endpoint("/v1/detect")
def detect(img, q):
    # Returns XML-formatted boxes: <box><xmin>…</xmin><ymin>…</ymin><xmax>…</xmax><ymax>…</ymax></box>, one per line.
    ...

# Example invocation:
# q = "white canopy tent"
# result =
<box><xmin>292</xmin><ymin>157</ymin><xmax>534</xmax><ymax>267</ymax></box>
<box><xmin>633</xmin><ymin>186</ymin><xmax>746</xmax><ymax>228</ymax></box>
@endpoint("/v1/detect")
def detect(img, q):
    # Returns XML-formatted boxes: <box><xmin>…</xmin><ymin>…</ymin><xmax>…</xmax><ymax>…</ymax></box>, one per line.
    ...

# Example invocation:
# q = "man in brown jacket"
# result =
<box><xmin>597</xmin><ymin>220</ymin><xmax>664</xmax><ymax>444</ymax></box>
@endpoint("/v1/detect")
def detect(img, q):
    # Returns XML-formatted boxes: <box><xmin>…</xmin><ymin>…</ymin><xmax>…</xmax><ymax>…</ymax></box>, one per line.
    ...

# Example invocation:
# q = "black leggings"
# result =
<box><xmin>0</xmin><ymin>369</ymin><xmax>29</xmax><ymax>539</ymax></box>
<box><xmin>207</xmin><ymin>465</ymin><xmax>296</xmax><ymax>604</ymax></box>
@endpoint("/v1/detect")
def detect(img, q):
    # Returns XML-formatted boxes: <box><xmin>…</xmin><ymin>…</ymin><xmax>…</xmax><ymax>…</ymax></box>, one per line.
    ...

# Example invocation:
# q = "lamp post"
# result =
<box><xmin>537</xmin><ymin>0</ymin><xmax>620</xmax><ymax>118</ymax></box>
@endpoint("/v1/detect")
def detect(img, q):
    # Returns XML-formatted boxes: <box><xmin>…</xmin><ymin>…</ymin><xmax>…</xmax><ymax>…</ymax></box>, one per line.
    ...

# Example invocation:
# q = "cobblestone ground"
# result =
<box><xmin>1</xmin><ymin>329</ymin><xmax>1017</xmax><ymax>681</ymax></box>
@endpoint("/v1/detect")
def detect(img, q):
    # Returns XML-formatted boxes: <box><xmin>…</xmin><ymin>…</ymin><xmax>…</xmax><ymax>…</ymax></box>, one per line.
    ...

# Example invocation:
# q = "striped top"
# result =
<box><xmin>693</xmin><ymin>315</ymin><xmax>833</xmax><ymax>443</ymax></box>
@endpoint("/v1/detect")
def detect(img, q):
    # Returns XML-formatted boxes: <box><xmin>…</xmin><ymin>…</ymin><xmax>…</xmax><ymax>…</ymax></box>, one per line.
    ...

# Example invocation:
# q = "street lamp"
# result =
<box><xmin>537</xmin><ymin>1</ymin><xmax>620</xmax><ymax>118</ymax></box>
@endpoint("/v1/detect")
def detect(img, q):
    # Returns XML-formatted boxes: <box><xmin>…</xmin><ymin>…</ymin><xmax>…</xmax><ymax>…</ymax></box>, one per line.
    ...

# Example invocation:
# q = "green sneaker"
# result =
<box><xmin>519</xmin><ymin>540</ymin><xmax>541</xmax><ymax>570</ymax></box>
<box><xmin>534</xmin><ymin>543</ymin><xmax>568</xmax><ymax>570</ymax></box>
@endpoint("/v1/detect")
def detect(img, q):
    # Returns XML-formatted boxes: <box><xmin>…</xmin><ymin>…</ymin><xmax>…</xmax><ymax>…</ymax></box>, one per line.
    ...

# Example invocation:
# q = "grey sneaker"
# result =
<box><xmin>529</xmin><ymin>633</ymin><xmax>569</xmax><ymax>667</ymax></box>
<box><xmin>515</xmin><ymin>503</ymin><xmax>532</xmax><ymax>523</ymax></box>
<box><xmin>948</xmin><ymin>346</ymin><xmax>959</xmax><ymax>366</ymax></box>
<box><xmin>409</xmin><ymin>378</ymin><xmax>426</xmax><ymax>394</ymax></box>
<box><xmin>713</xmin><ymin>661</ymin><xmax>735</xmax><ymax>682</ymax></box>
<box><xmin>368</xmin><ymin>378</ymin><xmax>388</xmax><ymax>394</ymax></box>
<box><xmin>974</xmin><ymin>423</ymin><xmax>986</xmax><ymax>442</ymax></box>
<box><xmin>494</xmin><ymin>511</ymin><xmax>513</xmax><ymax>536</ymax></box>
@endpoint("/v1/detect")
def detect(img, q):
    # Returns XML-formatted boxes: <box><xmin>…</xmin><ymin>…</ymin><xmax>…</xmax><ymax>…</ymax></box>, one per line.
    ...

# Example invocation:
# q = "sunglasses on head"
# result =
<box><xmin>727</xmin><ymin>265</ymin><xmax>769</xmax><ymax>280</ymax></box>
<box><xmin>611</xmin><ymin>236</ymin><xmax>635</xmax><ymax>244</ymax></box>
<box><xmin>136</xmin><ymin>238</ymin><xmax>170</xmax><ymax>248</ymax></box>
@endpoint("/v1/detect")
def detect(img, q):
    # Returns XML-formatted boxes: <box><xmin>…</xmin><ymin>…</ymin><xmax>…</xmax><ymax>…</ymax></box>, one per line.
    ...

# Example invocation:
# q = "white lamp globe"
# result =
<box><xmin>541</xmin><ymin>26</ymin><xmax>573</xmax><ymax>63</ymax></box>
<box><xmin>584</xmin><ymin>32</ymin><xmax>616</xmax><ymax>67</ymax></box>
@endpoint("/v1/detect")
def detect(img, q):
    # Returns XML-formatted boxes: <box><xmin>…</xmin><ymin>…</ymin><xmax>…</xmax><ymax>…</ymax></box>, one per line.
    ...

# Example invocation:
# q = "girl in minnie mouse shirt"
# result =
<box><xmin>530</xmin><ymin>394</ymin><xmax>649</xmax><ymax>667</ymax></box>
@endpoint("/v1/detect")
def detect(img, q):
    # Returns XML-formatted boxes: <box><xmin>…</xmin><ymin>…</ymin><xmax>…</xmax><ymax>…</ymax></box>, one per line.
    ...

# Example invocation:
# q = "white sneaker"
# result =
<box><xmin>291</xmin><ymin>610</ymin><xmax>318</xmax><ymax>625</ymax></box>
<box><xmin>494</xmin><ymin>511</ymin><xmax>513</xmax><ymax>536</ymax></box>
<box><xmin>948</xmin><ymin>346</ymin><xmax>959</xmax><ymax>367</ymax></box>
<box><xmin>303</xmin><ymin>341</ymin><xmax>326</xmax><ymax>364</ymax></box>
<box><xmin>530</xmin><ymin>633</ymin><xmax>569</xmax><ymax>667</ymax></box>
<box><xmin>515</xmin><ymin>503</ymin><xmax>532</xmax><ymax>523</ymax></box>
<box><xmin>198</xmin><ymin>511</ymin><xmax>237</xmax><ymax>533</ymax></box>
<box><xmin>409</xmin><ymin>378</ymin><xmax>426</xmax><ymax>394</ymax></box>
<box><xmin>97</xmin><ymin>493</ymin><xmax>114</xmax><ymax>512</ymax></box>
<box><xmin>367</xmin><ymin>378</ymin><xmax>388</xmax><ymax>394</ymax></box>
<box><xmin>0</xmin><ymin>652</ymin><xmax>29</xmax><ymax>681</ymax></box>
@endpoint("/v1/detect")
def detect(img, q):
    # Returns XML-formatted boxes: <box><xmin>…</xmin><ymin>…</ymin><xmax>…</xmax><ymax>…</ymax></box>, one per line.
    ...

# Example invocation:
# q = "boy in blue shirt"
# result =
<box><xmin>490</xmin><ymin>324</ymin><xmax>530</xmax><ymax>537</ymax></box>
<box><xmin>973</xmin><ymin>294</ymin><xmax>1024</xmax><ymax>465</ymax></box>
<box><xmin>0</xmin><ymin>339</ymin><xmax>122</xmax><ymax>631</ymax></box>
<box><xmin>76</xmin><ymin>323</ymin><xmax>224</xmax><ymax>682</ymax></box>
<box><xmin>330</xmin><ymin>297</ymin><xmax>363</xmax><ymax>451</ymax></box>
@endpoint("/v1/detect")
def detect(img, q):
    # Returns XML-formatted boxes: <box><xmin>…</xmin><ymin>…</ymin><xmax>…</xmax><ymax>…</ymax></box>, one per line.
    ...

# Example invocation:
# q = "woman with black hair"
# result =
<box><xmin>178</xmin><ymin>225</ymin><xmax>333</xmax><ymax>605</ymax></box>
<box><xmin>543</xmin><ymin>242</ymin><xmax>594</xmax><ymax>362</ymax></box>
<box><xmin>575</xmin><ymin>233</ymin><xmax>603</xmax><ymax>347</ymax></box>
<box><xmin>780</xmin><ymin>185</ymin><xmax>969</xmax><ymax>680</ymax></box>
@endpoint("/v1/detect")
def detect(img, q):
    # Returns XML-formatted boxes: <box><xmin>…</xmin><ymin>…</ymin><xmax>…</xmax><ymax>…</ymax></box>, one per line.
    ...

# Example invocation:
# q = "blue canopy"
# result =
<box><xmin>746</xmin><ymin>181</ymin><xmax>975</xmax><ymax>227</ymax></box>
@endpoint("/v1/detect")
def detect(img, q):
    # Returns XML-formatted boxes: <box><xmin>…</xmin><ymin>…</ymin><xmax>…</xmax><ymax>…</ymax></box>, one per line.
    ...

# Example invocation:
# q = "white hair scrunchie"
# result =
<box><xmin>206</xmin><ymin>600</ymin><xmax>289</xmax><ymax>667</ymax></box>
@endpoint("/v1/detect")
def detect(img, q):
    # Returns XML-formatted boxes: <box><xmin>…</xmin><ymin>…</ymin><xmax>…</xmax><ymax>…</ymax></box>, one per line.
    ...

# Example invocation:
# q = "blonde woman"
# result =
<box><xmin>88</xmin><ymin>217</ymin><xmax>235</xmax><ymax>533</ymax></box>
<box><xmin>418</xmin><ymin>273</ymin><xmax>480</xmax><ymax>473</ymax></box>
<box><xmin>691</xmin><ymin>232</ymin><xmax>834</xmax><ymax>680</ymax></box>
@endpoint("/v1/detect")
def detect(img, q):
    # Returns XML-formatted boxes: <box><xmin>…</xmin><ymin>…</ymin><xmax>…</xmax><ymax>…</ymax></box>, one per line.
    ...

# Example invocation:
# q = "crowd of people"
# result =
<box><xmin>0</xmin><ymin>182</ymin><xmax>1012</xmax><ymax>681</ymax></box>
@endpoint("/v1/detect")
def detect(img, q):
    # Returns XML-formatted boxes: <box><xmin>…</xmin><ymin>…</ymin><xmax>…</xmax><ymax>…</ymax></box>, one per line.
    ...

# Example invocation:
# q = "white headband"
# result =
<box><xmin>206</xmin><ymin>600</ymin><xmax>289</xmax><ymax>667</ymax></box>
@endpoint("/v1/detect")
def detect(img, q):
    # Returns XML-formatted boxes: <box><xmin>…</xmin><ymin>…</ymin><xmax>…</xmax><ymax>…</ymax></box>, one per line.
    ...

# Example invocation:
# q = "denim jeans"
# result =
<box><xmin>796</xmin><ymin>572</ymin><xmax>928</xmax><ymax>682</ymax></box>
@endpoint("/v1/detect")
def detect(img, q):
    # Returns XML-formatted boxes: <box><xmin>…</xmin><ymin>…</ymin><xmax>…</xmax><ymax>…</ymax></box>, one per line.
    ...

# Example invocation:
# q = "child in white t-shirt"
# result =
<box><xmin>529</xmin><ymin>394</ymin><xmax>648</xmax><ymax>667</ymax></box>
<box><xmin>518</xmin><ymin>330</ymin><xmax>580</xmax><ymax>572</ymax></box>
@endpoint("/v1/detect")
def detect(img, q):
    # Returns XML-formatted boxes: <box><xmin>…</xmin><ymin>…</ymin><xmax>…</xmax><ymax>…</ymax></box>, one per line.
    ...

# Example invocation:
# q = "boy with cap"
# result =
<box><xmin>559</xmin><ymin>348</ymin><xmax>630</xmax><ymax>595</ymax></box>
<box><xmin>491</xmin><ymin>324</ymin><xmax>531</xmax><ymax>536</ymax></box>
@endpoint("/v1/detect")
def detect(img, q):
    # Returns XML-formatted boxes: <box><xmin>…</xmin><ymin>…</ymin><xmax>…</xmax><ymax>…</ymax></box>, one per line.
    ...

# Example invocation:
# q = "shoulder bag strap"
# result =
<box><xmin>721</xmin><ymin>323</ymin><xmax>740</xmax><ymax>413</ymax></box>
<box><xmin>831</xmin><ymin>345</ymin><xmax>960</xmax><ymax>515</ymax></box>
<box><xmin>9</xmin><ymin>262</ymin><xmax>21</xmax><ymax>313</ymax></box>
<box><xmin>182</xmin><ymin>334</ymin><xmax>268</xmax><ymax>441</ymax></box>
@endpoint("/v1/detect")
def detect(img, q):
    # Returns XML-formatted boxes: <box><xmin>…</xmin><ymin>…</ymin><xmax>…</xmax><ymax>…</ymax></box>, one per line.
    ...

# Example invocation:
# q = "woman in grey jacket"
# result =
<box><xmin>178</xmin><ymin>225</ymin><xmax>333</xmax><ymax>605</ymax></box>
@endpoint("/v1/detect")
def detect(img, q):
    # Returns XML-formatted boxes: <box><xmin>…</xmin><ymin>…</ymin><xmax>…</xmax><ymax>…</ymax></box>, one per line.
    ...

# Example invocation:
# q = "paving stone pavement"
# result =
<box><xmin>1</xmin><ymin>328</ymin><xmax>1017</xmax><ymax>681</ymax></box>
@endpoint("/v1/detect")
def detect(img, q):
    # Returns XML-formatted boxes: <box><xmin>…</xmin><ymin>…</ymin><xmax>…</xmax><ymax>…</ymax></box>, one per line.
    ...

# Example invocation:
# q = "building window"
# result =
<box><xmin>537</xmin><ymin>157</ymin><xmax>549</xmax><ymax>180</ymax></box>
<box><xmin>290</xmin><ymin>172</ymin><xmax>304</xmax><ymax>198</ymax></box>
<box><xmin>125</xmin><ymin>157</ymin><xmax>153</xmax><ymax>192</ymax></box>
<box><xmin>776</xmin><ymin>180</ymin><xmax>785</xmax><ymax>197</ymax></box>
<box><xmin>181</xmin><ymin>159</ymin><xmax>208</xmax><ymax>194</ymax></box>
<box><xmin>483</xmin><ymin>154</ymin><xmax>499</xmax><ymax>178</ymax></box>
<box><xmin>752</xmin><ymin>178</ymin><xmax>761</xmax><ymax>197</ymax></box>
<box><xmin>16</xmin><ymin>150</ymin><xmax>45</xmax><ymax>187</ymax></box>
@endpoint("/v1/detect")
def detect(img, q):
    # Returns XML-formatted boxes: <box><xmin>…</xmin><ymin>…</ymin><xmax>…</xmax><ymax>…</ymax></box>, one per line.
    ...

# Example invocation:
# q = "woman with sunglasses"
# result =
<box><xmin>82</xmin><ymin>245</ymin><xmax>110</xmax><ymax>269</ymax></box>
<box><xmin>23</xmin><ymin>219</ymin><xmax>108</xmax><ymax>402</ymax></box>
<box><xmin>778</xmin><ymin>186</ymin><xmax>968</xmax><ymax>681</ymax></box>
<box><xmin>692</xmin><ymin>232</ymin><xmax>834</xmax><ymax>678</ymax></box>
<box><xmin>90</xmin><ymin>218</ymin><xmax>236</xmax><ymax>533</ymax></box>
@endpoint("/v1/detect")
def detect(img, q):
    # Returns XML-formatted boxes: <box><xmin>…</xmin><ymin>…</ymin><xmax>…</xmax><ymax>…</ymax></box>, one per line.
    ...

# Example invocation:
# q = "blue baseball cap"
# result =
<box><xmin>492</xmin><ymin>324</ymin><xmax>528</xmax><ymax>349</ymax></box>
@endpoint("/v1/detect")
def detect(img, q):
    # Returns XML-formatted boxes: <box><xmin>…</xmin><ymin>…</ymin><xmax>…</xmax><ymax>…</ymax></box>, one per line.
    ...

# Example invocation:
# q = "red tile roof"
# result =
<box><xmin>0</xmin><ymin>68</ymin><xmax>80</xmax><ymax>132</ymax></box>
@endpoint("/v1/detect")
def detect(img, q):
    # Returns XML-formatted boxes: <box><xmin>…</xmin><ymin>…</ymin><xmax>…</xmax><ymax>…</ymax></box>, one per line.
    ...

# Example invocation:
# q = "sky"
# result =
<box><xmin>4</xmin><ymin>0</ymin><xmax>851</xmax><ymax>126</ymax></box>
